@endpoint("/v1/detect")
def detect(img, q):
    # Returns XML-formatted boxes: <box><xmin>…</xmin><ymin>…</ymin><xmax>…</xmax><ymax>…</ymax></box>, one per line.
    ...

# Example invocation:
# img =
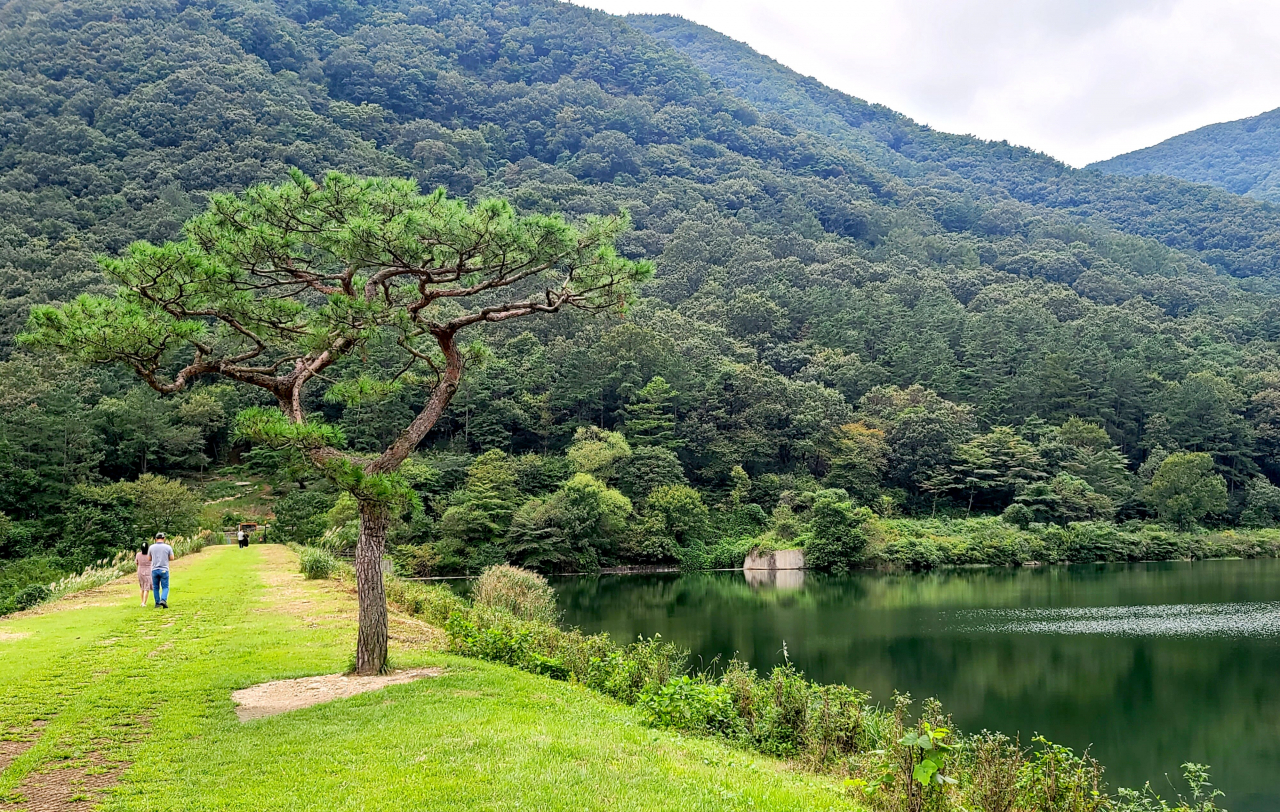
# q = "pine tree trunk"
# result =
<box><xmin>354</xmin><ymin>502</ymin><xmax>390</xmax><ymax>675</ymax></box>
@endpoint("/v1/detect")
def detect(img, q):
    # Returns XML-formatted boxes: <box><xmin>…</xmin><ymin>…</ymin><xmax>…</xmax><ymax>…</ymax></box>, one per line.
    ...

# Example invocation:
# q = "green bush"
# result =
<box><xmin>384</xmin><ymin>579</ymin><xmax>466</xmax><ymax>626</ymax></box>
<box><xmin>803</xmin><ymin>491</ymin><xmax>872</xmax><ymax>573</ymax></box>
<box><xmin>472</xmin><ymin>564</ymin><xmax>559</xmax><ymax>624</ymax></box>
<box><xmin>583</xmin><ymin>635</ymin><xmax>688</xmax><ymax>705</ymax></box>
<box><xmin>397</xmin><ymin>543</ymin><xmax>441</xmax><ymax>577</ymax></box>
<box><xmin>444</xmin><ymin>611</ymin><xmax>572</xmax><ymax>680</ymax></box>
<box><xmin>674</xmin><ymin>542</ymin><xmax>711</xmax><ymax>572</ymax></box>
<box><xmin>445</xmin><ymin>612</ymin><xmax>534</xmax><ymax>666</ymax></box>
<box><xmin>1195</xmin><ymin>529</ymin><xmax>1280</xmax><ymax>559</ymax></box>
<box><xmin>0</xmin><ymin>556</ymin><xmax>67</xmax><ymax>613</ymax></box>
<box><xmin>866</xmin><ymin>517</ymin><xmax>1280</xmax><ymax>569</ymax></box>
<box><xmin>880</xmin><ymin>534</ymin><xmax>947</xmax><ymax>570</ymax></box>
<box><xmin>525</xmin><ymin>651</ymin><xmax>570</xmax><ymax>681</ymax></box>
<box><xmin>175</xmin><ymin>529</ymin><xmax>213</xmax><ymax>558</ymax></box>
<box><xmin>1001</xmin><ymin>503</ymin><xmax>1033</xmax><ymax>530</ymax></box>
<box><xmin>804</xmin><ymin>682</ymin><xmax>867</xmax><ymax>768</ymax></box>
<box><xmin>746</xmin><ymin>663</ymin><xmax>813</xmax><ymax>757</ymax></box>
<box><xmin>705</xmin><ymin>537</ymin><xmax>757</xmax><ymax>569</ymax></box>
<box><xmin>1044</xmin><ymin>522</ymin><xmax>1140</xmax><ymax>563</ymax></box>
<box><xmin>13</xmin><ymin>582</ymin><xmax>51</xmax><ymax>611</ymax></box>
<box><xmin>946</xmin><ymin>520</ymin><xmax>1039</xmax><ymax>566</ymax></box>
<box><xmin>299</xmin><ymin>547</ymin><xmax>337</xmax><ymax>580</ymax></box>
<box><xmin>638</xmin><ymin>675</ymin><xmax>738</xmax><ymax>735</ymax></box>
<box><xmin>712</xmin><ymin>503</ymin><xmax>769</xmax><ymax>539</ymax></box>
<box><xmin>1017</xmin><ymin>736</ymin><xmax>1107</xmax><ymax>812</ymax></box>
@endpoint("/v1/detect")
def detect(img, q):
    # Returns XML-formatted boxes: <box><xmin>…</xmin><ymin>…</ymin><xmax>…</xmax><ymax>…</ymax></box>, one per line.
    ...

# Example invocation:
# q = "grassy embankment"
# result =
<box><xmin>0</xmin><ymin>545</ymin><xmax>851</xmax><ymax>811</ymax></box>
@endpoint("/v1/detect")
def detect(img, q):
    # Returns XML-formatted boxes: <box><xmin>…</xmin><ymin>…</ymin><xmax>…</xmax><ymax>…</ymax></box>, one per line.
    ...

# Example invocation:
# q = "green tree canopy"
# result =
<box><xmin>825</xmin><ymin>421</ymin><xmax>889</xmax><ymax>504</ymax></box>
<box><xmin>1143</xmin><ymin>452</ymin><xmax>1228</xmax><ymax>529</ymax></box>
<box><xmin>1015</xmin><ymin>473</ymin><xmax>1116</xmax><ymax>525</ymax></box>
<box><xmin>859</xmin><ymin>385</ymin><xmax>974</xmax><ymax>495</ymax></box>
<box><xmin>803</xmin><ymin>488</ymin><xmax>871</xmax><ymax>573</ymax></box>
<box><xmin>437</xmin><ymin>450</ymin><xmax>524</xmax><ymax>573</ymax></box>
<box><xmin>941</xmin><ymin>427</ymin><xmax>1046</xmax><ymax>514</ymax></box>
<box><xmin>644</xmin><ymin>484</ymin><xmax>710</xmax><ymax>550</ymax></box>
<box><xmin>506</xmin><ymin>473</ymin><xmax>632</xmax><ymax>572</ymax></box>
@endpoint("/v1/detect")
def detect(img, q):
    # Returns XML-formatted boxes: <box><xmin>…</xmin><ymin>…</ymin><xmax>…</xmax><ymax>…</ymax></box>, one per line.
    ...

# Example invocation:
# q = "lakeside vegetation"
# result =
<box><xmin>346</xmin><ymin>553</ymin><xmax>1231</xmax><ymax>812</ymax></box>
<box><xmin>0</xmin><ymin>545</ymin><xmax>857</xmax><ymax>811</ymax></box>
<box><xmin>0</xmin><ymin>544</ymin><xmax>1231</xmax><ymax>811</ymax></box>
<box><xmin>8</xmin><ymin>406</ymin><xmax>1280</xmax><ymax>613</ymax></box>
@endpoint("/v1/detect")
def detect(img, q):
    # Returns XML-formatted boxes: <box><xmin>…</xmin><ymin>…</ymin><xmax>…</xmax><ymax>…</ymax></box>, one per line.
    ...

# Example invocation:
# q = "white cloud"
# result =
<box><xmin>572</xmin><ymin>0</ymin><xmax>1280</xmax><ymax>166</ymax></box>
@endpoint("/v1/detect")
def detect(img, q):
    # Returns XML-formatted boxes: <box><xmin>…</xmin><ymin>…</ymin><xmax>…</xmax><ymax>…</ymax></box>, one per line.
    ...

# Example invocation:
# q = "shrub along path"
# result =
<box><xmin>0</xmin><ymin>545</ymin><xmax>852</xmax><ymax>811</ymax></box>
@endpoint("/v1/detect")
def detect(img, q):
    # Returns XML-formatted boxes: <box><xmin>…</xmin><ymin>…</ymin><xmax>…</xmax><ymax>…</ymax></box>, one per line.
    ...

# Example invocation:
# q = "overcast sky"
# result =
<box><xmin>572</xmin><ymin>0</ymin><xmax>1280</xmax><ymax>167</ymax></box>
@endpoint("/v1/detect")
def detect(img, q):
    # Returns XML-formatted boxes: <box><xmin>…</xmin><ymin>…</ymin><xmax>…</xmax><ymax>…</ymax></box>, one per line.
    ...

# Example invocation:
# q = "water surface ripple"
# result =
<box><xmin>965</xmin><ymin>601</ymin><xmax>1280</xmax><ymax>637</ymax></box>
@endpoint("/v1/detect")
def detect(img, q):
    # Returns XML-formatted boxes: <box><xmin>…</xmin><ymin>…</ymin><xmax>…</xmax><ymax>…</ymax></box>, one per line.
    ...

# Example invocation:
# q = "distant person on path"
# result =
<box><xmin>135</xmin><ymin>541</ymin><xmax>152</xmax><ymax>607</ymax></box>
<box><xmin>237</xmin><ymin>528</ymin><xmax>247</xmax><ymax>548</ymax></box>
<box><xmin>148</xmin><ymin>532</ymin><xmax>175</xmax><ymax>609</ymax></box>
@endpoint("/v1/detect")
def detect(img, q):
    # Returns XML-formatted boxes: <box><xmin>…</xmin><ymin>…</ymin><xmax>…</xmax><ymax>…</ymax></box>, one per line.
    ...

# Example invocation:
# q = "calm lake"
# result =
<box><xmin>553</xmin><ymin>559</ymin><xmax>1280</xmax><ymax>811</ymax></box>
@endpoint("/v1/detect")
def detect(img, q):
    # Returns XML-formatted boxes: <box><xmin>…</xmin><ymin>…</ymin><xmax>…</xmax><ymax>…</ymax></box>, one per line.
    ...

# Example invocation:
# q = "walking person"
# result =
<box><xmin>148</xmin><ymin>532</ymin><xmax>175</xmax><ymax>609</ymax></box>
<box><xmin>135</xmin><ymin>541</ymin><xmax>152</xmax><ymax>607</ymax></box>
<box><xmin>237</xmin><ymin>527</ymin><xmax>247</xmax><ymax>548</ymax></box>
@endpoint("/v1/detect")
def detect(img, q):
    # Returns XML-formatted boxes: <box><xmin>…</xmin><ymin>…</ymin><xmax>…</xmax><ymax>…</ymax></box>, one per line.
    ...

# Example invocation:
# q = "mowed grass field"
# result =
<box><xmin>0</xmin><ymin>545</ymin><xmax>853</xmax><ymax>811</ymax></box>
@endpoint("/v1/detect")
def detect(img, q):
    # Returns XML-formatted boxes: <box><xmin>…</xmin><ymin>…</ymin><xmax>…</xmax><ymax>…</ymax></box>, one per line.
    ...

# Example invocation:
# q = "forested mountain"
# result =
<box><xmin>628</xmin><ymin>14</ymin><xmax>1280</xmax><ymax>279</ymax></box>
<box><xmin>1091</xmin><ymin>106</ymin><xmax>1280</xmax><ymax>204</ymax></box>
<box><xmin>7</xmin><ymin>0</ymin><xmax>1280</xmax><ymax>589</ymax></box>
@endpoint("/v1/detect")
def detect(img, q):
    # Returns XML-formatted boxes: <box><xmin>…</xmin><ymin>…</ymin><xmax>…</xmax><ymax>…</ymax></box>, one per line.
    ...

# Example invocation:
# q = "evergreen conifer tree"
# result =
<box><xmin>622</xmin><ymin>376</ymin><xmax>682</xmax><ymax>450</ymax></box>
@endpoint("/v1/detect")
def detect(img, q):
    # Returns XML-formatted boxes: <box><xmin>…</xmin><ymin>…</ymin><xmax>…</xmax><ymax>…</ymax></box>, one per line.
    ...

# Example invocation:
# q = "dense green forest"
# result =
<box><xmin>1091</xmin><ymin>105</ymin><xmax>1280</xmax><ymax>204</ymax></box>
<box><xmin>7</xmin><ymin>0</ymin><xmax>1280</xmax><ymax>609</ymax></box>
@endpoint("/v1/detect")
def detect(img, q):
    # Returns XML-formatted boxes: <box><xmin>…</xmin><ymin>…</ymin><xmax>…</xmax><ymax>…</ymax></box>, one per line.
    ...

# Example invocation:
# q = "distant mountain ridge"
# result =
<box><xmin>1089</xmin><ymin>107</ymin><xmax>1280</xmax><ymax>204</ymax></box>
<box><xmin>626</xmin><ymin>13</ymin><xmax>1280</xmax><ymax>278</ymax></box>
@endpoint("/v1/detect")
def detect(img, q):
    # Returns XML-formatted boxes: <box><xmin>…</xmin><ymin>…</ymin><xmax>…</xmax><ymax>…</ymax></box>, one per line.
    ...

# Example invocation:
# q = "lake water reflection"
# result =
<box><xmin>553</xmin><ymin>559</ymin><xmax>1280</xmax><ymax>811</ymax></box>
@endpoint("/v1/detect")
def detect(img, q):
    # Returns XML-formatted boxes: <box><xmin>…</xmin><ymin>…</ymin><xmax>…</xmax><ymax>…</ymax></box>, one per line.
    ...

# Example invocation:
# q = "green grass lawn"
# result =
<box><xmin>0</xmin><ymin>545</ymin><xmax>853</xmax><ymax>811</ymax></box>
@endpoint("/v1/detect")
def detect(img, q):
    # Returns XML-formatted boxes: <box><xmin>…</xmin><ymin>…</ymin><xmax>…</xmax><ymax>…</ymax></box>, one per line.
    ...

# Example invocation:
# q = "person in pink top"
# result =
<box><xmin>135</xmin><ymin>541</ymin><xmax>152</xmax><ymax>607</ymax></box>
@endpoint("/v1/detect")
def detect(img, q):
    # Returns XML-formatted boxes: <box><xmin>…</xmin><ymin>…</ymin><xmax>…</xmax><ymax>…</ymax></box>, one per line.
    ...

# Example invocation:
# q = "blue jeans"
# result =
<box><xmin>151</xmin><ymin>569</ymin><xmax>170</xmax><ymax>604</ymax></box>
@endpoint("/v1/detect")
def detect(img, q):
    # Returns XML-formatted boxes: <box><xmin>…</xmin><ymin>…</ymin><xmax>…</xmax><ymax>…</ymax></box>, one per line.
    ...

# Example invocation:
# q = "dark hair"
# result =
<box><xmin>140</xmin><ymin>540</ymin><xmax>149</xmax><ymax>554</ymax></box>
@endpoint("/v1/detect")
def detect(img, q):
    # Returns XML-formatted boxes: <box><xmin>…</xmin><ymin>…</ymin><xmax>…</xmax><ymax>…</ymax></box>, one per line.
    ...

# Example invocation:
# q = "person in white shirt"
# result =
<box><xmin>147</xmin><ymin>532</ymin><xmax>175</xmax><ymax>609</ymax></box>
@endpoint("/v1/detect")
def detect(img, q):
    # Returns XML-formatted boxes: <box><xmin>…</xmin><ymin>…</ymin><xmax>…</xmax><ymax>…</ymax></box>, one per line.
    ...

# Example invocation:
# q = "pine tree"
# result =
<box><xmin>622</xmin><ymin>376</ymin><xmax>682</xmax><ymax>450</ymax></box>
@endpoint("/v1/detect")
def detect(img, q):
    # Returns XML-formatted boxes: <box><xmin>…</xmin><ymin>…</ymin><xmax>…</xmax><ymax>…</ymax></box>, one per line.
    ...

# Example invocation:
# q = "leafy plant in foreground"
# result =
<box><xmin>638</xmin><ymin>675</ymin><xmax>738</xmax><ymax>735</ymax></box>
<box><xmin>1114</xmin><ymin>763</ymin><xmax>1226</xmax><ymax>812</ymax></box>
<box><xmin>901</xmin><ymin>722</ymin><xmax>956</xmax><ymax>788</ymax></box>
